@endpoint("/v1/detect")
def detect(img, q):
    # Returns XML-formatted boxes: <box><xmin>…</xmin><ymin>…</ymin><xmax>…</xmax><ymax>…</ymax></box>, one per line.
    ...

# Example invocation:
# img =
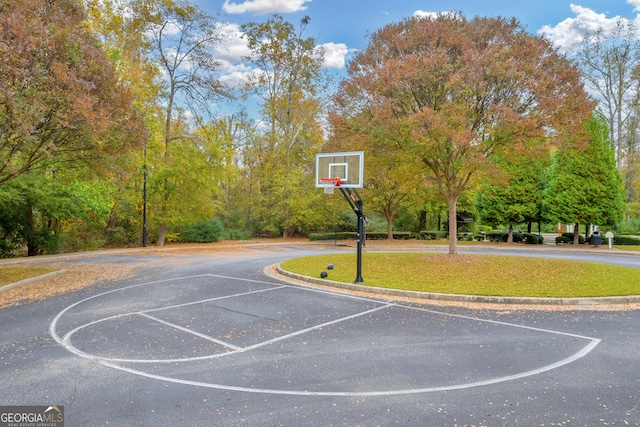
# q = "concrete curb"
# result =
<box><xmin>0</xmin><ymin>270</ymin><xmax>67</xmax><ymax>294</ymax></box>
<box><xmin>274</xmin><ymin>265</ymin><xmax>640</xmax><ymax>306</ymax></box>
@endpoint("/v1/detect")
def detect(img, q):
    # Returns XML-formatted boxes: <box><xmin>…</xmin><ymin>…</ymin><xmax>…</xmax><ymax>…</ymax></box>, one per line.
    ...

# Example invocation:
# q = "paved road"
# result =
<box><xmin>1</xmin><ymin>244</ymin><xmax>639</xmax><ymax>426</ymax></box>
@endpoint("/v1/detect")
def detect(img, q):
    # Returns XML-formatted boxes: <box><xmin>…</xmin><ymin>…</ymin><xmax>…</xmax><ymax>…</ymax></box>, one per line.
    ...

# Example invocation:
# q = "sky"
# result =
<box><xmin>192</xmin><ymin>0</ymin><xmax>640</xmax><ymax>90</ymax></box>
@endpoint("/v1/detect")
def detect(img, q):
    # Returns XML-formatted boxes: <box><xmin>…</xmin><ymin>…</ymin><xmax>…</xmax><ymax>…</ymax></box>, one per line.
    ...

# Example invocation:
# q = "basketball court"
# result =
<box><xmin>47</xmin><ymin>151</ymin><xmax>600</xmax><ymax>397</ymax></box>
<box><xmin>49</xmin><ymin>272</ymin><xmax>600</xmax><ymax>397</ymax></box>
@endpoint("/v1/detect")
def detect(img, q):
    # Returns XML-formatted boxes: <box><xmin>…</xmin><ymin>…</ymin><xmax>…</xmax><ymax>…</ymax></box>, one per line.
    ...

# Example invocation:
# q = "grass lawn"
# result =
<box><xmin>0</xmin><ymin>267</ymin><xmax>55</xmax><ymax>287</ymax></box>
<box><xmin>616</xmin><ymin>246</ymin><xmax>640</xmax><ymax>252</ymax></box>
<box><xmin>280</xmin><ymin>253</ymin><xmax>640</xmax><ymax>298</ymax></box>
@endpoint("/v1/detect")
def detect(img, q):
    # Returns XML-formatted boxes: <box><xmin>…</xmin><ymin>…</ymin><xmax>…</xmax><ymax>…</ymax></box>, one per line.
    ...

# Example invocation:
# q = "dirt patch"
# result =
<box><xmin>0</xmin><ymin>239</ymin><xmax>306</xmax><ymax>308</ymax></box>
<box><xmin>0</xmin><ymin>263</ymin><xmax>135</xmax><ymax>309</ymax></box>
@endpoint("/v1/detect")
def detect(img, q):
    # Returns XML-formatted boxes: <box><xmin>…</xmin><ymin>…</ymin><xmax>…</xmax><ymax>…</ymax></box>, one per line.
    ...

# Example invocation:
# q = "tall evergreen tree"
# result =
<box><xmin>543</xmin><ymin>113</ymin><xmax>626</xmax><ymax>243</ymax></box>
<box><xmin>476</xmin><ymin>150</ymin><xmax>550</xmax><ymax>242</ymax></box>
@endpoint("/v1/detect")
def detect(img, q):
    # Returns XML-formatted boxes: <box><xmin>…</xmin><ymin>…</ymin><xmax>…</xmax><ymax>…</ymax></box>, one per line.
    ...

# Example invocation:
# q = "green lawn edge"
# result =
<box><xmin>0</xmin><ymin>267</ymin><xmax>56</xmax><ymax>287</ymax></box>
<box><xmin>280</xmin><ymin>253</ymin><xmax>640</xmax><ymax>298</ymax></box>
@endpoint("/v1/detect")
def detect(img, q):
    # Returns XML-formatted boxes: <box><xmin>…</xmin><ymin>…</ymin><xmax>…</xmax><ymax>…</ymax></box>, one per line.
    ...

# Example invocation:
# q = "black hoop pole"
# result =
<box><xmin>340</xmin><ymin>188</ymin><xmax>365</xmax><ymax>283</ymax></box>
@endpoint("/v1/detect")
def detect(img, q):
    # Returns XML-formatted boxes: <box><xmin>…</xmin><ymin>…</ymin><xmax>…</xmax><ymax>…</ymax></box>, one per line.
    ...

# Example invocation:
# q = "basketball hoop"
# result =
<box><xmin>319</xmin><ymin>177</ymin><xmax>341</xmax><ymax>194</ymax></box>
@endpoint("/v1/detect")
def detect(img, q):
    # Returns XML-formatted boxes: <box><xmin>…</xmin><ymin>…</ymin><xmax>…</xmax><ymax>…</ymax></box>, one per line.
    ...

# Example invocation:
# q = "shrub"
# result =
<box><xmin>563</xmin><ymin>232</ymin><xmax>585</xmax><ymax>244</ymax></box>
<box><xmin>457</xmin><ymin>233</ymin><xmax>474</xmax><ymax>241</ymax></box>
<box><xmin>366</xmin><ymin>231</ymin><xmax>413</xmax><ymax>240</ymax></box>
<box><xmin>417</xmin><ymin>231</ymin><xmax>447</xmax><ymax>240</ymax></box>
<box><xmin>309</xmin><ymin>231</ymin><xmax>414</xmax><ymax>241</ymax></box>
<box><xmin>179</xmin><ymin>219</ymin><xmax>224</xmax><ymax>243</ymax></box>
<box><xmin>523</xmin><ymin>233</ymin><xmax>544</xmax><ymax>244</ymax></box>
<box><xmin>611</xmin><ymin>235</ymin><xmax>640</xmax><ymax>245</ymax></box>
<box><xmin>309</xmin><ymin>232</ymin><xmax>355</xmax><ymax>241</ymax></box>
<box><xmin>486</xmin><ymin>231</ymin><xmax>524</xmax><ymax>243</ymax></box>
<box><xmin>556</xmin><ymin>233</ymin><xmax>585</xmax><ymax>244</ymax></box>
<box><xmin>616</xmin><ymin>218</ymin><xmax>640</xmax><ymax>234</ymax></box>
<box><xmin>225</xmin><ymin>228</ymin><xmax>251</xmax><ymax>241</ymax></box>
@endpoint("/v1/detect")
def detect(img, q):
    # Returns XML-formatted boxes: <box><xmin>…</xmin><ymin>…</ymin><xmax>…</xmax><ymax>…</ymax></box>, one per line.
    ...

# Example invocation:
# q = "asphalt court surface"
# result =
<box><xmin>50</xmin><ymin>272</ymin><xmax>600</xmax><ymax>397</ymax></box>
<box><xmin>3</xmin><ymin>244</ymin><xmax>640</xmax><ymax>425</ymax></box>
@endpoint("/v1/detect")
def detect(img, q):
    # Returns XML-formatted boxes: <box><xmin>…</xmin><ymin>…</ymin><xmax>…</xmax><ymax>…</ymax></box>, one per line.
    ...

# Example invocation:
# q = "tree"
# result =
<box><xmin>240</xmin><ymin>15</ymin><xmax>328</xmax><ymax>237</ymax></box>
<box><xmin>325</xmin><ymin>123</ymin><xmax>423</xmax><ymax>239</ymax></box>
<box><xmin>0</xmin><ymin>172</ymin><xmax>100</xmax><ymax>257</ymax></box>
<box><xmin>83</xmin><ymin>0</ymin><xmax>161</xmax><ymax>241</ymax></box>
<box><xmin>543</xmin><ymin>113</ymin><xmax>626</xmax><ymax>244</ymax></box>
<box><xmin>571</xmin><ymin>19</ymin><xmax>640</xmax><ymax>172</ymax></box>
<box><xmin>0</xmin><ymin>0</ymin><xmax>142</xmax><ymax>186</ymax></box>
<box><xmin>476</xmin><ymin>148</ymin><xmax>550</xmax><ymax>242</ymax></box>
<box><xmin>148</xmin><ymin>0</ymin><xmax>229</xmax><ymax>245</ymax></box>
<box><xmin>330</xmin><ymin>14</ymin><xmax>593</xmax><ymax>254</ymax></box>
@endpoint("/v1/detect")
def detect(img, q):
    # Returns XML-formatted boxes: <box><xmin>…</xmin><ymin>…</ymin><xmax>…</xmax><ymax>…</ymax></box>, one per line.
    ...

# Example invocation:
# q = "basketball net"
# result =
<box><xmin>319</xmin><ymin>177</ymin><xmax>341</xmax><ymax>194</ymax></box>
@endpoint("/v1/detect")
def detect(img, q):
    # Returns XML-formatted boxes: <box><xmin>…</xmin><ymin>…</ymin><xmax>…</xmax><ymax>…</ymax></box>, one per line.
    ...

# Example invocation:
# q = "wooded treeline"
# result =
<box><xmin>0</xmin><ymin>0</ymin><xmax>635</xmax><ymax>257</ymax></box>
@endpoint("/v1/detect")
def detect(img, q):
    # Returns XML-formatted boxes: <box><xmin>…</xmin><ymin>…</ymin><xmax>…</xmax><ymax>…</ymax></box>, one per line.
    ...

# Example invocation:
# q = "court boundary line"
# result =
<box><xmin>50</xmin><ymin>274</ymin><xmax>602</xmax><ymax>397</ymax></box>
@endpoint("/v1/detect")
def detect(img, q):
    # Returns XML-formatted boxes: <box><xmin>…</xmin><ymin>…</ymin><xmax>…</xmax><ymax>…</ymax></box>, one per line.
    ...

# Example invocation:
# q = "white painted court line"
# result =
<box><xmin>50</xmin><ymin>275</ymin><xmax>282</xmax><ymax>361</ymax></box>
<box><xmin>228</xmin><ymin>303</ymin><xmax>392</xmax><ymax>354</ymax></box>
<box><xmin>62</xmin><ymin>300</ymin><xmax>391</xmax><ymax>363</ymax></box>
<box><xmin>408</xmin><ymin>305</ymin><xmax>601</xmax><ymax>342</ymax></box>
<box><xmin>96</xmin><ymin>336</ymin><xmax>601</xmax><ymax>397</ymax></box>
<box><xmin>140</xmin><ymin>284</ymin><xmax>287</xmax><ymax>314</ymax></box>
<box><xmin>50</xmin><ymin>274</ymin><xmax>602</xmax><ymax>396</ymax></box>
<box><xmin>51</xmin><ymin>275</ymin><xmax>390</xmax><ymax>364</ymax></box>
<box><xmin>138</xmin><ymin>313</ymin><xmax>243</xmax><ymax>351</ymax></box>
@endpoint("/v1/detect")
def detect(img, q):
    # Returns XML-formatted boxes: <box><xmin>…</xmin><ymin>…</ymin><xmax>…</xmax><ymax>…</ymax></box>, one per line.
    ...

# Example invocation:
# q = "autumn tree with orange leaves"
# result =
<box><xmin>329</xmin><ymin>13</ymin><xmax>594</xmax><ymax>254</ymax></box>
<box><xmin>0</xmin><ymin>0</ymin><xmax>142</xmax><ymax>185</ymax></box>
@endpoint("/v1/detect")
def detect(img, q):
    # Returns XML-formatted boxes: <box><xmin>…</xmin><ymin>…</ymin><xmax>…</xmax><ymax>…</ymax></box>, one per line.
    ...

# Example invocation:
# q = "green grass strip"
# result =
<box><xmin>0</xmin><ymin>267</ymin><xmax>55</xmax><ymax>287</ymax></box>
<box><xmin>280</xmin><ymin>253</ymin><xmax>640</xmax><ymax>298</ymax></box>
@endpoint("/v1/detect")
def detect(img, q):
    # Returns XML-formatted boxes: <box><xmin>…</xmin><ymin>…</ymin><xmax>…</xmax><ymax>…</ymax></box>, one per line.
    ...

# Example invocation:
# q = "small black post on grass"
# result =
<box><xmin>340</xmin><ymin>188</ymin><xmax>366</xmax><ymax>283</ymax></box>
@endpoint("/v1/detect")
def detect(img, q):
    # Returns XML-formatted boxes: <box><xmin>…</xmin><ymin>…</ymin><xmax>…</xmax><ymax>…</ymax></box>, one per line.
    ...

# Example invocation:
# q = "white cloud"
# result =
<box><xmin>212</xmin><ymin>21</ymin><xmax>349</xmax><ymax>90</ymax></box>
<box><xmin>222</xmin><ymin>0</ymin><xmax>311</xmax><ymax>15</ymax></box>
<box><xmin>218</xmin><ymin>66</ymin><xmax>261</xmax><ymax>89</ymax></box>
<box><xmin>318</xmin><ymin>42</ymin><xmax>349</xmax><ymax>69</ymax></box>
<box><xmin>538</xmin><ymin>3</ymin><xmax>635</xmax><ymax>53</ymax></box>
<box><xmin>214</xmin><ymin>22</ymin><xmax>251</xmax><ymax>63</ymax></box>
<box><xmin>413</xmin><ymin>10</ymin><xmax>460</xmax><ymax>20</ymax></box>
<box><xmin>211</xmin><ymin>22</ymin><xmax>255</xmax><ymax>89</ymax></box>
<box><xmin>413</xmin><ymin>10</ymin><xmax>440</xmax><ymax>20</ymax></box>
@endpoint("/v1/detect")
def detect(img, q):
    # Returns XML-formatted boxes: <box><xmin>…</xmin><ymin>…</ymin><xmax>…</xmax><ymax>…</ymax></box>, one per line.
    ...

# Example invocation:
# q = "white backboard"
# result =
<box><xmin>315</xmin><ymin>151</ymin><xmax>364</xmax><ymax>188</ymax></box>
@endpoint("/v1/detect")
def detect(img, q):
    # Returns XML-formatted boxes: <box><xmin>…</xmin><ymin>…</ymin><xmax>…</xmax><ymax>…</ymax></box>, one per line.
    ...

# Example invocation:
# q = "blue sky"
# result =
<box><xmin>195</xmin><ymin>0</ymin><xmax>640</xmax><ymax>89</ymax></box>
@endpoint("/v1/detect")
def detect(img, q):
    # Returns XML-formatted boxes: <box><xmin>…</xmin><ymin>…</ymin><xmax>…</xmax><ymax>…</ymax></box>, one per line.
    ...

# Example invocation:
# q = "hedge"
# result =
<box><xmin>417</xmin><ymin>231</ymin><xmax>447</xmax><ymax>240</ymax></box>
<box><xmin>523</xmin><ymin>233</ymin><xmax>544</xmax><ymax>244</ymax></box>
<box><xmin>586</xmin><ymin>234</ymin><xmax>640</xmax><ymax>245</ymax></box>
<box><xmin>555</xmin><ymin>233</ymin><xmax>585</xmax><ymax>245</ymax></box>
<box><xmin>611</xmin><ymin>235</ymin><xmax>640</xmax><ymax>245</ymax></box>
<box><xmin>309</xmin><ymin>231</ymin><xmax>414</xmax><ymax>241</ymax></box>
<box><xmin>486</xmin><ymin>231</ymin><xmax>522</xmax><ymax>243</ymax></box>
<box><xmin>485</xmin><ymin>231</ymin><xmax>543</xmax><ymax>244</ymax></box>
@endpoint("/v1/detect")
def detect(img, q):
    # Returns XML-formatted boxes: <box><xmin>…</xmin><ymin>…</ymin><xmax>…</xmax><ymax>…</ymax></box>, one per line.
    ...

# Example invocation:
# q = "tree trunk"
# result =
<box><xmin>573</xmin><ymin>222</ymin><xmax>580</xmax><ymax>245</ymax></box>
<box><xmin>158</xmin><ymin>224</ymin><xmax>166</xmax><ymax>246</ymax></box>
<box><xmin>386</xmin><ymin>213</ymin><xmax>394</xmax><ymax>240</ymax></box>
<box><xmin>106</xmin><ymin>206</ymin><xmax>117</xmax><ymax>230</ymax></box>
<box><xmin>447</xmin><ymin>197</ymin><xmax>458</xmax><ymax>255</ymax></box>
<box><xmin>418</xmin><ymin>210</ymin><xmax>426</xmax><ymax>231</ymax></box>
<box><xmin>25</xmin><ymin>203</ymin><xmax>39</xmax><ymax>256</ymax></box>
<box><xmin>507</xmin><ymin>225</ymin><xmax>514</xmax><ymax>243</ymax></box>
